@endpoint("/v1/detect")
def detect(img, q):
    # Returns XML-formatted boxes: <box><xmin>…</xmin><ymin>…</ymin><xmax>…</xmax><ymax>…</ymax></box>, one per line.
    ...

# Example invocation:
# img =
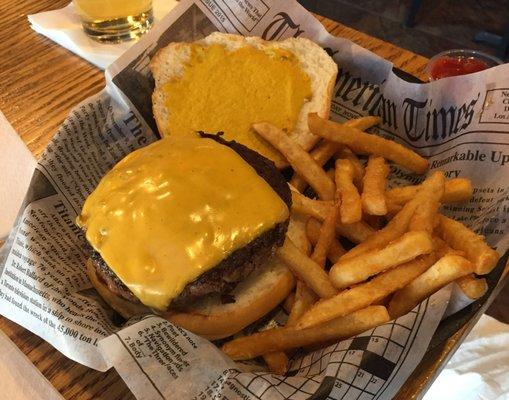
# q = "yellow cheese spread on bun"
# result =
<box><xmin>151</xmin><ymin>32</ymin><xmax>337</xmax><ymax>167</ymax></box>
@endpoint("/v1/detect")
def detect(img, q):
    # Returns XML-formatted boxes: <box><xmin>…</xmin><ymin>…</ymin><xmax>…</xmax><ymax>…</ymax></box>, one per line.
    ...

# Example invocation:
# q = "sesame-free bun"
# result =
<box><xmin>87</xmin><ymin>258</ymin><xmax>294</xmax><ymax>340</ymax></box>
<box><xmin>150</xmin><ymin>32</ymin><xmax>337</xmax><ymax>168</ymax></box>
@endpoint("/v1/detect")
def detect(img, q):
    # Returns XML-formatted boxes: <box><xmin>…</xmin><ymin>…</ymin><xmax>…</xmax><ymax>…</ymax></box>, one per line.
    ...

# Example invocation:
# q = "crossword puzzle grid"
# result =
<box><xmin>227</xmin><ymin>300</ymin><xmax>427</xmax><ymax>400</ymax></box>
<box><xmin>325</xmin><ymin>305</ymin><xmax>424</xmax><ymax>400</ymax></box>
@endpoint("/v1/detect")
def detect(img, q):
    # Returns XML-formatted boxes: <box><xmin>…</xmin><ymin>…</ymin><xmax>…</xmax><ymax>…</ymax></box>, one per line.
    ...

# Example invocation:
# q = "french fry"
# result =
<box><xmin>309</xmin><ymin>141</ymin><xmax>339</xmax><ymax>165</ymax></box>
<box><xmin>330</xmin><ymin>230</ymin><xmax>434</xmax><ymax>289</ymax></box>
<box><xmin>341</xmin><ymin>171</ymin><xmax>444</xmax><ymax>260</ymax></box>
<box><xmin>335</xmin><ymin>159</ymin><xmax>362</xmax><ymax>224</ymax></box>
<box><xmin>441</xmin><ymin>178</ymin><xmax>474</xmax><ymax>202</ymax></box>
<box><xmin>286</xmin><ymin>215</ymin><xmax>317</xmax><ymax>325</ymax></box>
<box><xmin>336</xmin><ymin>147</ymin><xmax>365</xmax><ymax>188</ymax></box>
<box><xmin>340</xmin><ymin>198</ymin><xmax>417</xmax><ymax>260</ymax></box>
<box><xmin>289</xmin><ymin>142</ymin><xmax>338</xmax><ymax>193</ymax></box>
<box><xmin>291</xmin><ymin>190</ymin><xmax>375</xmax><ymax>243</ymax></box>
<box><xmin>283</xmin><ymin>280</ymin><xmax>317</xmax><ymax>368</ymax></box>
<box><xmin>287</xmin><ymin>280</ymin><xmax>317</xmax><ymax>326</ymax></box>
<box><xmin>361</xmin><ymin>156</ymin><xmax>389</xmax><ymax>215</ymax></box>
<box><xmin>344</xmin><ymin>116</ymin><xmax>382</xmax><ymax>131</ymax></box>
<box><xmin>307</xmin><ymin>140</ymin><xmax>340</xmax><ymax>168</ymax></box>
<box><xmin>263</xmin><ymin>352</ymin><xmax>289</xmax><ymax>375</ymax></box>
<box><xmin>297</xmin><ymin>253</ymin><xmax>436</xmax><ymax>329</ymax></box>
<box><xmin>438</xmin><ymin>215</ymin><xmax>500</xmax><ymax>275</ymax></box>
<box><xmin>291</xmin><ymin>189</ymin><xmax>334</xmax><ymax>220</ymax></box>
<box><xmin>408</xmin><ymin>171</ymin><xmax>445</xmax><ymax>233</ymax></box>
<box><xmin>283</xmin><ymin>292</ymin><xmax>296</xmax><ymax>314</ymax></box>
<box><xmin>278</xmin><ymin>220</ymin><xmax>308</xmax><ymax>372</ymax></box>
<box><xmin>222</xmin><ymin>306</ymin><xmax>390</xmax><ymax>360</ymax></box>
<box><xmin>287</xmin><ymin>206</ymin><xmax>340</xmax><ymax>328</ymax></box>
<box><xmin>306</xmin><ymin>218</ymin><xmax>345</xmax><ymax>263</ymax></box>
<box><xmin>388</xmin><ymin>254</ymin><xmax>475</xmax><ymax>318</ymax></box>
<box><xmin>253</xmin><ymin>123</ymin><xmax>335</xmax><ymax>200</ymax></box>
<box><xmin>456</xmin><ymin>274</ymin><xmax>488</xmax><ymax>300</ymax></box>
<box><xmin>432</xmin><ymin>236</ymin><xmax>466</xmax><ymax>258</ymax></box>
<box><xmin>290</xmin><ymin>116</ymin><xmax>379</xmax><ymax>192</ymax></box>
<box><xmin>386</xmin><ymin>178</ymin><xmax>473</xmax><ymax>206</ymax></box>
<box><xmin>311</xmin><ymin>204</ymin><xmax>339</xmax><ymax>267</ymax></box>
<box><xmin>287</xmin><ymin>213</ymin><xmax>312</xmax><ymax>256</ymax></box>
<box><xmin>277</xmin><ymin>238</ymin><xmax>337</xmax><ymax>299</ymax></box>
<box><xmin>267</xmin><ymin>218</ymin><xmax>311</xmax><ymax>374</ymax></box>
<box><xmin>308</xmin><ymin>113</ymin><xmax>428</xmax><ymax>173</ymax></box>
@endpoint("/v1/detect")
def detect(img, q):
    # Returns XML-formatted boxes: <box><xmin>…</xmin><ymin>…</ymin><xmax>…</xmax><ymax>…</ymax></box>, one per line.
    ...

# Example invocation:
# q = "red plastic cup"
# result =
<box><xmin>426</xmin><ymin>49</ymin><xmax>503</xmax><ymax>81</ymax></box>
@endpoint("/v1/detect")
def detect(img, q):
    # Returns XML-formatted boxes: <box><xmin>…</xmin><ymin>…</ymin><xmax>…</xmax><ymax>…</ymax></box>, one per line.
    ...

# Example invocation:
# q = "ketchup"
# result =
<box><xmin>430</xmin><ymin>56</ymin><xmax>489</xmax><ymax>80</ymax></box>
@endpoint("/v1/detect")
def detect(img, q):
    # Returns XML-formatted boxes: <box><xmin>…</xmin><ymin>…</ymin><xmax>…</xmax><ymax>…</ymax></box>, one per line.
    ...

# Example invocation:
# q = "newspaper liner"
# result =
<box><xmin>0</xmin><ymin>0</ymin><xmax>507</xmax><ymax>398</ymax></box>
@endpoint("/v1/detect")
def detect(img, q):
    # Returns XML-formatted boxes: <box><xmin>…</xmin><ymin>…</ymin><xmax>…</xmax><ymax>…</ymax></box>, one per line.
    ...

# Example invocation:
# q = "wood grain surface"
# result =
<box><xmin>0</xmin><ymin>1</ymin><xmax>456</xmax><ymax>399</ymax></box>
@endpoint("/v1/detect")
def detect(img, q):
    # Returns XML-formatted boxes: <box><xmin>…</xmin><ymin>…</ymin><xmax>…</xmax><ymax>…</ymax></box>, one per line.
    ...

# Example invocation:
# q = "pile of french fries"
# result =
<box><xmin>221</xmin><ymin>113</ymin><xmax>500</xmax><ymax>374</ymax></box>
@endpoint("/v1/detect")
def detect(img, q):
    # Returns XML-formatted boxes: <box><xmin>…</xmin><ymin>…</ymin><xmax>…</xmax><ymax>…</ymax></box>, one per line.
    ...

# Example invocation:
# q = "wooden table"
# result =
<box><xmin>0</xmin><ymin>1</ymin><xmax>455</xmax><ymax>399</ymax></box>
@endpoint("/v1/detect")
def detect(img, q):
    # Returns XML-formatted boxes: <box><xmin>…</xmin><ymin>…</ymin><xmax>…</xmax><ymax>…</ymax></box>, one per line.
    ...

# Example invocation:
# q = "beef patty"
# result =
<box><xmin>88</xmin><ymin>133</ymin><xmax>291</xmax><ymax>310</ymax></box>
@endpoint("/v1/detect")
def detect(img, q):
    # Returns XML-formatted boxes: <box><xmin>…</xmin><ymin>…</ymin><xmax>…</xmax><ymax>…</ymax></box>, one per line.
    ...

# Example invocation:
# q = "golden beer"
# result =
<box><xmin>74</xmin><ymin>0</ymin><xmax>153</xmax><ymax>42</ymax></box>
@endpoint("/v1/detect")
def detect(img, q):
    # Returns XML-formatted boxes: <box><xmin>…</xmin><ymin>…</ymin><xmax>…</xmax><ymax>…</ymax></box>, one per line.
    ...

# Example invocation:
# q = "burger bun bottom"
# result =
<box><xmin>86</xmin><ymin>258</ymin><xmax>295</xmax><ymax>340</ymax></box>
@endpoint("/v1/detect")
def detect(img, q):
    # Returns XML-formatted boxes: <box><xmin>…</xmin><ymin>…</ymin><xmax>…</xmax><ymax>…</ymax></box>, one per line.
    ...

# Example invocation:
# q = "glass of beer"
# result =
<box><xmin>74</xmin><ymin>0</ymin><xmax>153</xmax><ymax>43</ymax></box>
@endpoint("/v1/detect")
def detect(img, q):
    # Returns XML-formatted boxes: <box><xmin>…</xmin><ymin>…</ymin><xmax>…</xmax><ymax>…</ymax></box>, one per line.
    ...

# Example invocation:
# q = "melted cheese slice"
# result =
<box><xmin>77</xmin><ymin>137</ymin><xmax>289</xmax><ymax>310</ymax></box>
<box><xmin>162</xmin><ymin>44</ymin><xmax>312</xmax><ymax>161</ymax></box>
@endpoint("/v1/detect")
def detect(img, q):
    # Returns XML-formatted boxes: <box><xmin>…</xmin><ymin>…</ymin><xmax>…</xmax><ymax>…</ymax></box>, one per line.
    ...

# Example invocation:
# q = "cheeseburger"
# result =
<box><xmin>78</xmin><ymin>134</ymin><xmax>294</xmax><ymax>339</ymax></box>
